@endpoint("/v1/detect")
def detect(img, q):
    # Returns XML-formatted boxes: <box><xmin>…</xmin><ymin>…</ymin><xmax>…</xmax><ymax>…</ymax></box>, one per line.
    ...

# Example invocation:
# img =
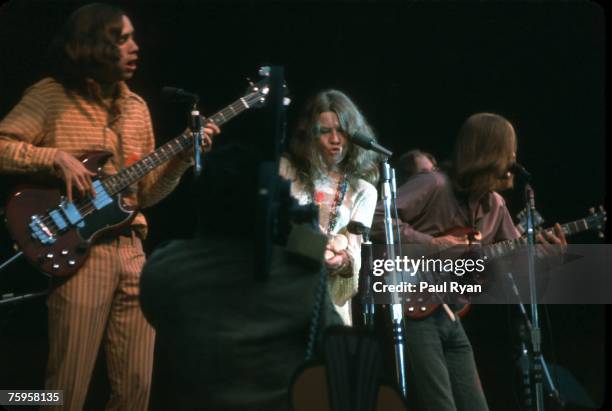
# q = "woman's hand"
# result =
<box><xmin>324</xmin><ymin>234</ymin><xmax>352</xmax><ymax>277</ymax></box>
<box><xmin>325</xmin><ymin>249</ymin><xmax>352</xmax><ymax>277</ymax></box>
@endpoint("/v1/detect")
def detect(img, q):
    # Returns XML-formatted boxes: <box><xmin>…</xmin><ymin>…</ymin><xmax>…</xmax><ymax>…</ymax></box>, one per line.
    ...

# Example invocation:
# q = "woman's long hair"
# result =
<box><xmin>451</xmin><ymin>112</ymin><xmax>517</xmax><ymax>196</ymax></box>
<box><xmin>287</xmin><ymin>89</ymin><xmax>380</xmax><ymax>193</ymax></box>
<box><xmin>47</xmin><ymin>3</ymin><xmax>125</xmax><ymax>91</ymax></box>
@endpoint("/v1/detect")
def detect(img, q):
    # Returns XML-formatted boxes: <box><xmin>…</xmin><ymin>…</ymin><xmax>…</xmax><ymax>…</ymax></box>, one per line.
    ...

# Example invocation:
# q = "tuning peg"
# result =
<box><xmin>589</xmin><ymin>207</ymin><xmax>595</xmax><ymax>214</ymax></box>
<box><xmin>246</xmin><ymin>77</ymin><xmax>254</xmax><ymax>87</ymax></box>
<box><xmin>598</xmin><ymin>231</ymin><xmax>605</xmax><ymax>239</ymax></box>
<box><xmin>599</xmin><ymin>205</ymin><xmax>606</xmax><ymax>213</ymax></box>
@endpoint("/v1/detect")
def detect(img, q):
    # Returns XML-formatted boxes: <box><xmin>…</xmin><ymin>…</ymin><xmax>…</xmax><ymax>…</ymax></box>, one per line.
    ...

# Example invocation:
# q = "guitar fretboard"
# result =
<box><xmin>484</xmin><ymin>216</ymin><xmax>599</xmax><ymax>259</ymax></box>
<box><xmin>101</xmin><ymin>96</ymin><xmax>254</xmax><ymax>195</ymax></box>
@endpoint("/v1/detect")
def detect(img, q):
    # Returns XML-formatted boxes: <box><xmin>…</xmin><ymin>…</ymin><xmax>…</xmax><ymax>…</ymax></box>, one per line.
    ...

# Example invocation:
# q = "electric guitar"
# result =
<box><xmin>404</xmin><ymin>206</ymin><xmax>607</xmax><ymax>319</ymax></box>
<box><xmin>4</xmin><ymin>73</ymin><xmax>280</xmax><ymax>277</ymax></box>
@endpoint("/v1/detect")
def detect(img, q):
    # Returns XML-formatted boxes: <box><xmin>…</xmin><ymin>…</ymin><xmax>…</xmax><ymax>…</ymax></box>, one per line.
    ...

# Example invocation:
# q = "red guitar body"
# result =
<box><xmin>403</xmin><ymin>226</ymin><xmax>478</xmax><ymax>320</ymax></box>
<box><xmin>4</xmin><ymin>151</ymin><xmax>136</xmax><ymax>277</ymax></box>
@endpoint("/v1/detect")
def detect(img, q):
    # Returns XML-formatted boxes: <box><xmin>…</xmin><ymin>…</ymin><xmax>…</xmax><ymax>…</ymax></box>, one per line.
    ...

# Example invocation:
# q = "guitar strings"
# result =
<box><xmin>35</xmin><ymin>91</ymin><xmax>261</xmax><ymax>237</ymax></box>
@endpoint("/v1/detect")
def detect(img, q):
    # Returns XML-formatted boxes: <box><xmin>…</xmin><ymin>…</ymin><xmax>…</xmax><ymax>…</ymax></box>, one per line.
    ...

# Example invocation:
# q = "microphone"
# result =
<box><xmin>350</xmin><ymin>131</ymin><xmax>393</xmax><ymax>157</ymax></box>
<box><xmin>509</xmin><ymin>162</ymin><xmax>531</xmax><ymax>182</ymax></box>
<box><xmin>347</xmin><ymin>220</ymin><xmax>369</xmax><ymax>236</ymax></box>
<box><xmin>347</xmin><ymin>220</ymin><xmax>370</xmax><ymax>241</ymax></box>
<box><xmin>161</xmin><ymin>87</ymin><xmax>200</xmax><ymax>103</ymax></box>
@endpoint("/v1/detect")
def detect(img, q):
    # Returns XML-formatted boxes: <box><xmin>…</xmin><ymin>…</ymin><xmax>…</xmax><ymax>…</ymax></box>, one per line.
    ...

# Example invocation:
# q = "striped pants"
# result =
<box><xmin>44</xmin><ymin>232</ymin><xmax>155</xmax><ymax>411</ymax></box>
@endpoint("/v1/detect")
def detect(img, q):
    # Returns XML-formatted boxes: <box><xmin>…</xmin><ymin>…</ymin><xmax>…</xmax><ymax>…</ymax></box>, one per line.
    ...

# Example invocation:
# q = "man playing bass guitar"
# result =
<box><xmin>0</xmin><ymin>4</ymin><xmax>219</xmax><ymax>410</ymax></box>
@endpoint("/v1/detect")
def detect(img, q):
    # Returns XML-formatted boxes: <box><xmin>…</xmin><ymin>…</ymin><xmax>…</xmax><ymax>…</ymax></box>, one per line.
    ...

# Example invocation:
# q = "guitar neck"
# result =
<box><xmin>102</xmin><ymin>96</ymin><xmax>251</xmax><ymax>195</ymax></box>
<box><xmin>484</xmin><ymin>216</ymin><xmax>595</xmax><ymax>259</ymax></box>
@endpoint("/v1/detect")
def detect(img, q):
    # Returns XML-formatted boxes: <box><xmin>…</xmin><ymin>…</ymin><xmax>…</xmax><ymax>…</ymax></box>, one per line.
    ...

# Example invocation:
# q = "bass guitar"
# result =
<box><xmin>4</xmin><ymin>74</ymin><xmax>277</xmax><ymax>277</ymax></box>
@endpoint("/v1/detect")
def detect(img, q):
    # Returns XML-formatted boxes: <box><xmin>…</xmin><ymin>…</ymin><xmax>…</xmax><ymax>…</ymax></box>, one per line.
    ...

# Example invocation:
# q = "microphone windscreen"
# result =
<box><xmin>161</xmin><ymin>87</ymin><xmax>199</xmax><ymax>103</ymax></box>
<box><xmin>347</xmin><ymin>220</ymin><xmax>369</xmax><ymax>235</ymax></box>
<box><xmin>510</xmin><ymin>163</ymin><xmax>531</xmax><ymax>181</ymax></box>
<box><xmin>350</xmin><ymin>131</ymin><xmax>373</xmax><ymax>145</ymax></box>
<box><xmin>161</xmin><ymin>86</ymin><xmax>179</xmax><ymax>99</ymax></box>
<box><xmin>347</xmin><ymin>220</ymin><xmax>370</xmax><ymax>242</ymax></box>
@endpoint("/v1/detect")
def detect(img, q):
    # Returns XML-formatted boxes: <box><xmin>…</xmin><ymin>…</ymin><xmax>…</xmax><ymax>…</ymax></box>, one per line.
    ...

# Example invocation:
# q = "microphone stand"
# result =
<box><xmin>190</xmin><ymin>103</ymin><xmax>203</xmax><ymax>180</ymax></box>
<box><xmin>254</xmin><ymin>65</ymin><xmax>287</xmax><ymax>281</ymax></box>
<box><xmin>380</xmin><ymin>159</ymin><xmax>408</xmax><ymax>398</ymax></box>
<box><xmin>390</xmin><ymin>169</ymin><xmax>403</xmax><ymax>260</ymax></box>
<box><xmin>360</xmin><ymin>231</ymin><xmax>375</xmax><ymax>329</ymax></box>
<box><xmin>506</xmin><ymin>271</ymin><xmax>564</xmax><ymax>409</ymax></box>
<box><xmin>524</xmin><ymin>182</ymin><xmax>545</xmax><ymax>411</ymax></box>
<box><xmin>189</xmin><ymin>102</ymin><xmax>204</xmax><ymax>235</ymax></box>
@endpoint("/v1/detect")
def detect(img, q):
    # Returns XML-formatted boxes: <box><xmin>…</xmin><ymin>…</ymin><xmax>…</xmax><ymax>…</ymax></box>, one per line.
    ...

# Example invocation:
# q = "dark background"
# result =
<box><xmin>0</xmin><ymin>0</ymin><xmax>606</xmax><ymax>410</ymax></box>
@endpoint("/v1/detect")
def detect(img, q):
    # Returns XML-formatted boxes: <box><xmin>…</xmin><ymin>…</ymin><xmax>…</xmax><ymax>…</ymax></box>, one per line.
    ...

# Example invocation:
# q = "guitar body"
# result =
<box><xmin>291</xmin><ymin>326</ymin><xmax>411</xmax><ymax>411</ymax></box>
<box><xmin>4</xmin><ymin>151</ymin><xmax>136</xmax><ymax>277</ymax></box>
<box><xmin>291</xmin><ymin>363</ymin><xmax>409</xmax><ymax>411</ymax></box>
<box><xmin>404</xmin><ymin>226</ymin><xmax>478</xmax><ymax>320</ymax></box>
<box><xmin>404</xmin><ymin>301</ymin><xmax>471</xmax><ymax>321</ymax></box>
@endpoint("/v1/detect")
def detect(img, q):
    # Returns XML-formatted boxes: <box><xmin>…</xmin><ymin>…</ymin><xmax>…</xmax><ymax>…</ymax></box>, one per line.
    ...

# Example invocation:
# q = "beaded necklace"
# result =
<box><xmin>313</xmin><ymin>173</ymin><xmax>348</xmax><ymax>235</ymax></box>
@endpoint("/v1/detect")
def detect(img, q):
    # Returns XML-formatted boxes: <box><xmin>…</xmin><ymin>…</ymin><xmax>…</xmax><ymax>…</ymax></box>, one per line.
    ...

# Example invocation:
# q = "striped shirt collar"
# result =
<box><xmin>84</xmin><ymin>79</ymin><xmax>138</xmax><ymax>125</ymax></box>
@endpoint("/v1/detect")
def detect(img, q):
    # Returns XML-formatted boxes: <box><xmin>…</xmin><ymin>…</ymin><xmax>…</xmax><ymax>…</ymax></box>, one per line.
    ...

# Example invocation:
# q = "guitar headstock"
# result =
<box><xmin>587</xmin><ymin>205</ymin><xmax>607</xmax><ymax>239</ymax></box>
<box><xmin>242</xmin><ymin>66</ymin><xmax>291</xmax><ymax>109</ymax></box>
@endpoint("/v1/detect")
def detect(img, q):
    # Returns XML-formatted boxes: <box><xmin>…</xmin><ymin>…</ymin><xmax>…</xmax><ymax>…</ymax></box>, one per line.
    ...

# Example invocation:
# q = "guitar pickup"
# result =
<box><xmin>29</xmin><ymin>215</ymin><xmax>56</xmax><ymax>244</ymax></box>
<box><xmin>49</xmin><ymin>209</ymin><xmax>68</xmax><ymax>231</ymax></box>
<box><xmin>90</xmin><ymin>180</ymin><xmax>113</xmax><ymax>210</ymax></box>
<box><xmin>59</xmin><ymin>200</ymin><xmax>85</xmax><ymax>227</ymax></box>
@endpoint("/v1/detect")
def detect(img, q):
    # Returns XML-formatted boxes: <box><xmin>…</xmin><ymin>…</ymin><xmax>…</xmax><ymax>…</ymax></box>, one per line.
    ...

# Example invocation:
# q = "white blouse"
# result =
<box><xmin>279</xmin><ymin>157</ymin><xmax>378</xmax><ymax>324</ymax></box>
